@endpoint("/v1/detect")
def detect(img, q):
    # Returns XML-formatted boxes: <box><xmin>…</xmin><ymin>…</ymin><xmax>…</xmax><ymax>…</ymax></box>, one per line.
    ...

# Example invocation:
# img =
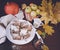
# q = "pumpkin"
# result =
<box><xmin>4</xmin><ymin>2</ymin><xmax>19</xmax><ymax>15</ymax></box>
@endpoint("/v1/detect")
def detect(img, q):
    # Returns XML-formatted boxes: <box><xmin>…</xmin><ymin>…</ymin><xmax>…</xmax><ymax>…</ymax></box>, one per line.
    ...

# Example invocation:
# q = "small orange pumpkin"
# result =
<box><xmin>4</xmin><ymin>2</ymin><xmax>19</xmax><ymax>15</ymax></box>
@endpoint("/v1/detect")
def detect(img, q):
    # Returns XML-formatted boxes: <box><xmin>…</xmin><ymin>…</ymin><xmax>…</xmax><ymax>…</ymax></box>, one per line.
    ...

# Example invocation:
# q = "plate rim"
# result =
<box><xmin>6</xmin><ymin>19</ymin><xmax>36</xmax><ymax>45</ymax></box>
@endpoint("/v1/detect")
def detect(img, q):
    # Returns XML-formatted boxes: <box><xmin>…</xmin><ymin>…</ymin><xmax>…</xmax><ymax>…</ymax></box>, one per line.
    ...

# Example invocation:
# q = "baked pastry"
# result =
<box><xmin>10</xmin><ymin>20</ymin><xmax>32</xmax><ymax>40</ymax></box>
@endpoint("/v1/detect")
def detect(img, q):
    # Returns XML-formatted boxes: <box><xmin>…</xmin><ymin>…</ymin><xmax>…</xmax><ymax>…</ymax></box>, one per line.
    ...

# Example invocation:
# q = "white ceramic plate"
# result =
<box><xmin>0</xmin><ymin>25</ymin><xmax>6</xmax><ymax>38</ymax></box>
<box><xmin>6</xmin><ymin>19</ymin><xmax>36</xmax><ymax>45</ymax></box>
<box><xmin>0</xmin><ymin>25</ymin><xmax>6</xmax><ymax>44</ymax></box>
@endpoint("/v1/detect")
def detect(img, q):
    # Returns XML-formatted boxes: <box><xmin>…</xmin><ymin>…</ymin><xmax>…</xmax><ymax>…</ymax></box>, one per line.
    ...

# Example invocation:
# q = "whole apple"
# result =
<box><xmin>30</xmin><ymin>11</ymin><xmax>37</xmax><ymax>19</ymax></box>
<box><xmin>36</xmin><ymin>9</ymin><xmax>40</xmax><ymax>15</ymax></box>
<box><xmin>25</xmin><ymin>6</ymin><xmax>31</xmax><ymax>13</ymax></box>
<box><xmin>30</xmin><ymin>4</ymin><xmax>37</xmax><ymax>11</ymax></box>
<box><xmin>22</xmin><ymin>3</ymin><xmax>27</xmax><ymax>10</ymax></box>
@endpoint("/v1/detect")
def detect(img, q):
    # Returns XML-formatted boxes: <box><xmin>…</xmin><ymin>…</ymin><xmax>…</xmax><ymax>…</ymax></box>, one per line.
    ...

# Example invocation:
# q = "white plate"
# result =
<box><xmin>0</xmin><ymin>37</ymin><xmax>6</xmax><ymax>44</ymax></box>
<box><xmin>0</xmin><ymin>25</ymin><xmax>6</xmax><ymax>44</ymax></box>
<box><xmin>6</xmin><ymin>19</ymin><xmax>36</xmax><ymax>45</ymax></box>
<box><xmin>0</xmin><ymin>25</ymin><xmax>6</xmax><ymax>38</ymax></box>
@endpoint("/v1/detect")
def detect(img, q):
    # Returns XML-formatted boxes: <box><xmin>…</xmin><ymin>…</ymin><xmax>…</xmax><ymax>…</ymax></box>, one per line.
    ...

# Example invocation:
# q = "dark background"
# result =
<box><xmin>0</xmin><ymin>0</ymin><xmax>60</xmax><ymax>16</ymax></box>
<box><xmin>0</xmin><ymin>0</ymin><xmax>60</xmax><ymax>50</ymax></box>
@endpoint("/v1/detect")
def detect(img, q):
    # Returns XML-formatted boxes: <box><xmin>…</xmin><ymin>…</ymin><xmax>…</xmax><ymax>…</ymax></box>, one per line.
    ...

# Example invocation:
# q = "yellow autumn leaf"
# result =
<box><xmin>40</xmin><ymin>12</ymin><xmax>50</xmax><ymax>24</ymax></box>
<box><xmin>40</xmin><ymin>16</ymin><xmax>50</xmax><ymax>24</ymax></box>
<box><xmin>41</xmin><ymin>45</ymin><xmax>49</xmax><ymax>50</ymax></box>
<box><xmin>49</xmin><ymin>10</ymin><xmax>58</xmax><ymax>24</ymax></box>
<box><xmin>53</xmin><ymin>2</ymin><xmax>60</xmax><ymax>22</ymax></box>
<box><xmin>39</xmin><ymin>11</ymin><xmax>47</xmax><ymax>17</ymax></box>
<box><xmin>50</xmin><ymin>17</ymin><xmax>58</xmax><ymax>24</ymax></box>
<box><xmin>39</xmin><ymin>0</ymin><xmax>48</xmax><ymax>12</ymax></box>
<box><xmin>37</xmin><ymin>30</ymin><xmax>43</xmax><ymax>35</ymax></box>
<box><xmin>47</xmin><ymin>1</ymin><xmax>58</xmax><ymax>24</ymax></box>
<box><xmin>48</xmin><ymin>0</ymin><xmax>53</xmax><ymax>11</ymax></box>
<box><xmin>41</xmin><ymin>0</ymin><xmax>47</xmax><ymax>9</ymax></box>
<box><xmin>39</xmin><ymin>6</ymin><xmax>46</xmax><ymax>11</ymax></box>
<box><xmin>43</xmin><ymin>24</ymin><xmax>54</xmax><ymax>35</ymax></box>
<box><xmin>54</xmin><ymin>12</ymin><xmax>60</xmax><ymax>22</ymax></box>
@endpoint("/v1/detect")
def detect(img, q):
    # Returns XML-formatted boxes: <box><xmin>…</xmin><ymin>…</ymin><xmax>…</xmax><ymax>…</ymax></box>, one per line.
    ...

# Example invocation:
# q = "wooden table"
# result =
<box><xmin>0</xmin><ymin>23</ymin><xmax>60</xmax><ymax>50</ymax></box>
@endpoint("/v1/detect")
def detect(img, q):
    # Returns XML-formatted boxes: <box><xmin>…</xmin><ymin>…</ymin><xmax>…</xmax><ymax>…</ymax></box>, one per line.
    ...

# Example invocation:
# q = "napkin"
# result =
<box><xmin>0</xmin><ymin>25</ymin><xmax>6</xmax><ymax>44</ymax></box>
<box><xmin>33</xmin><ymin>18</ymin><xmax>43</xmax><ymax>28</ymax></box>
<box><xmin>15</xmin><ymin>10</ymin><xmax>24</xmax><ymax>20</ymax></box>
<box><xmin>0</xmin><ymin>14</ymin><xmax>15</xmax><ymax>27</ymax></box>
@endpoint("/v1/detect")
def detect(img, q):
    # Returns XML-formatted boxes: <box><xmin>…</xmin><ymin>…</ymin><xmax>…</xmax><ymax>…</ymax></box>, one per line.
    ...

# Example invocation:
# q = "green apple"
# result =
<box><xmin>25</xmin><ymin>6</ymin><xmax>31</xmax><ymax>13</ymax></box>
<box><xmin>30</xmin><ymin>11</ymin><xmax>37</xmax><ymax>18</ymax></box>
<box><xmin>22</xmin><ymin>3</ymin><xmax>27</xmax><ymax>10</ymax></box>
<box><xmin>36</xmin><ymin>9</ymin><xmax>40</xmax><ymax>15</ymax></box>
<box><xmin>30</xmin><ymin>4</ymin><xmax>37</xmax><ymax>11</ymax></box>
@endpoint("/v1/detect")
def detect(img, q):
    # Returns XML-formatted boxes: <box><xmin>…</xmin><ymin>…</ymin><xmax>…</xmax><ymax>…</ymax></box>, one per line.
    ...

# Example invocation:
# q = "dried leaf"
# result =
<box><xmin>47</xmin><ymin>1</ymin><xmax>58</xmax><ymax>24</ymax></box>
<box><xmin>37</xmin><ymin>30</ymin><xmax>43</xmax><ymax>35</ymax></box>
<box><xmin>48</xmin><ymin>0</ymin><xmax>53</xmax><ymax>11</ymax></box>
<box><xmin>39</xmin><ymin>6</ymin><xmax>46</xmax><ymax>11</ymax></box>
<box><xmin>40</xmin><ymin>12</ymin><xmax>50</xmax><ymax>24</ymax></box>
<box><xmin>53</xmin><ymin>2</ymin><xmax>60</xmax><ymax>22</ymax></box>
<box><xmin>37</xmin><ymin>30</ymin><xmax>46</xmax><ymax>38</ymax></box>
<box><xmin>43</xmin><ymin>24</ymin><xmax>54</xmax><ymax>35</ymax></box>
<box><xmin>41</xmin><ymin>0</ymin><xmax>48</xmax><ymax>9</ymax></box>
<box><xmin>41</xmin><ymin>45</ymin><xmax>49</xmax><ymax>50</ymax></box>
<box><xmin>54</xmin><ymin>13</ymin><xmax>60</xmax><ymax>22</ymax></box>
<box><xmin>50</xmin><ymin>17</ymin><xmax>58</xmax><ymax>24</ymax></box>
<box><xmin>42</xmin><ymin>32</ymin><xmax>46</xmax><ymax>39</ymax></box>
<box><xmin>49</xmin><ymin>10</ymin><xmax>58</xmax><ymax>24</ymax></box>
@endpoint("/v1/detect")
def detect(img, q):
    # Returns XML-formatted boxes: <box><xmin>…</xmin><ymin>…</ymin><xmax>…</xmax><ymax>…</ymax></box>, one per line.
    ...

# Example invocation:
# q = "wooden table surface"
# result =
<box><xmin>0</xmin><ymin>23</ymin><xmax>60</xmax><ymax>50</ymax></box>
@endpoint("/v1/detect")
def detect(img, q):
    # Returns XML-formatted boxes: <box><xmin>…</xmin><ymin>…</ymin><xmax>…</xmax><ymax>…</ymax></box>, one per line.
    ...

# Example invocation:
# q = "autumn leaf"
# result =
<box><xmin>50</xmin><ymin>16</ymin><xmax>58</xmax><ymax>24</ymax></box>
<box><xmin>53</xmin><ymin>2</ymin><xmax>60</xmax><ymax>22</ymax></box>
<box><xmin>54</xmin><ymin>12</ymin><xmax>60</xmax><ymax>22</ymax></box>
<box><xmin>43</xmin><ymin>24</ymin><xmax>54</xmax><ymax>35</ymax></box>
<box><xmin>40</xmin><ymin>12</ymin><xmax>50</xmax><ymax>24</ymax></box>
<box><xmin>42</xmin><ymin>32</ymin><xmax>46</xmax><ymax>39</ymax></box>
<box><xmin>39</xmin><ymin>0</ymin><xmax>58</xmax><ymax>24</ymax></box>
<box><xmin>40</xmin><ymin>16</ymin><xmax>50</xmax><ymax>24</ymax></box>
<box><xmin>37</xmin><ymin>30</ymin><xmax>46</xmax><ymax>38</ymax></box>
<box><xmin>37</xmin><ymin>30</ymin><xmax>43</xmax><ymax>35</ymax></box>
<box><xmin>41</xmin><ymin>45</ymin><xmax>49</xmax><ymax>50</ymax></box>
<box><xmin>47</xmin><ymin>1</ymin><xmax>58</xmax><ymax>24</ymax></box>
<box><xmin>39</xmin><ymin>6</ymin><xmax>46</xmax><ymax>11</ymax></box>
<box><xmin>41</xmin><ymin>0</ymin><xmax>48</xmax><ymax>9</ymax></box>
<box><xmin>48</xmin><ymin>0</ymin><xmax>53</xmax><ymax>11</ymax></box>
<box><xmin>49</xmin><ymin>10</ymin><xmax>58</xmax><ymax>24</ymax></box>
